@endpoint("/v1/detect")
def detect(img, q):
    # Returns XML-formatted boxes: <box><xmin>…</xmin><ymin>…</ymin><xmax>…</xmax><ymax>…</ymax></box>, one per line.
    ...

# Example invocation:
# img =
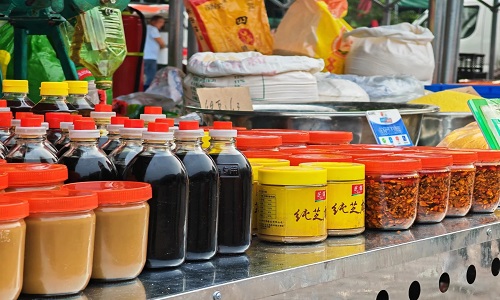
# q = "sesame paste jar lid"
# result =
<box><xmin>0</xmin><ymin>164</ymin><xmax>67</xmax><ymax>187</ymax></box>
<box><xmin>247</xmin><ymin>158</ymin><xmax>291</xmax><ymax>167</ymax></box>
<box><xmin>288</xmin><ymin>154</ymin><xmax>352</xmax><ymax>166</ymax></box>
<box><xmin>299</xmin><ymin>162</ymin><xmax>365</xmax><ymax>181</ymax></box>
<box><xmin>258</xmin><ymin>166</ymin><xmax>327</xmax><ymax>186</ymax></box>
<box><xmin>0</xmin><ymin>199</ymin><xmax>29</xmax><ymax>221</ymax></box>
<box><xmin>63</xmin><ymin>181</ymin><xmax>152</xmax><ymax>205</ymax></box>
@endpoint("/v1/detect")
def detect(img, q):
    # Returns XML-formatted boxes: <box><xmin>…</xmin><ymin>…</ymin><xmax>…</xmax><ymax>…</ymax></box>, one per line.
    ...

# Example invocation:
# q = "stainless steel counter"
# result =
<box><xmin>22</xmin><ymin>212</ymin><xmax>500</xmax><ymax>300</ymax></box>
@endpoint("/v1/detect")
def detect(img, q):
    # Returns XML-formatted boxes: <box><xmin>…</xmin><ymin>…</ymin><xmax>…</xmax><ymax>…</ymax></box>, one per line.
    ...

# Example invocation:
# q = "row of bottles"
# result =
<box><xmin>0</xmin><ymin>105</ymin><xmax>252</xmax><ymax>267</ymax></box>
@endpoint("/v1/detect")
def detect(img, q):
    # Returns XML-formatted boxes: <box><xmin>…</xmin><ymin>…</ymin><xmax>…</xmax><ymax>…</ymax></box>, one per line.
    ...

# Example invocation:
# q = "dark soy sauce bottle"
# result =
<box><xmin>174</xmin><ymin>121</ymin><xmax>219</xmax><ymax>261</ymax></box>
<box><xmin>90</xmin><ymin>104</ymin><xmax>116</xmax><ymax>148</ymax></box>
<box><xmin>208</xmin><ymin>121</ymin><xmax>252</xmax><ymax>254</ymax></box>
<box><xmin>108</xmin><ymin>119</ymin><xmax>146</xmax><ymax>179</ymax></box>
<box><xmin>5</xmin><ymin>117</ymin><xmax>57</xmax><ymax>163</ymax></box>
<box><xmin>66</xmin><ymin>80</ymin><xmax>95</xmax><ymax>117</ymax></box>
<box><xmin>45</xmin><ymin>112</ymin><xmax>70</xmax><ymax>146</ymax></box>
<box><xmin>31</xmin><ymin>82</ymin><xmax>77</xmax><ymax>115</ymax></box>
<box><xmin>58</xmin><ymin>118</ymin><xmax>118</xmax><ymax>183</ymax></box>
<box><xmin>124</xmin><ymin>122</ymin><xmax>189</xmax><ymax>268</ymax></box>
<box><xmin>54</xmin><ymin>114</ymin><xmax>84</xmax><ymax>156</ymax></box>
<box><xmin>0</xmin><ymin>111</ymin><xmax>12</xmax><ymax>146</ymax></box>
<box><xmin>101</xmin><ymin>116</ymin><xmax>128</xmax><ymax>155</ymax></box>
<box><xmin>1</xmin><ymin>80</ymin><xmax>35</xmax><ymax>113</ymax></box>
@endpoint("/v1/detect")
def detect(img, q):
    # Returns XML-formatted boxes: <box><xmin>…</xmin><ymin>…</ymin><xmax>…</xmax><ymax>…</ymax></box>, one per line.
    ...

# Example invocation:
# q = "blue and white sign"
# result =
<box><xmin>366</xmin><ymin>109</ymin><xmax>413</xmax><ymax>146</ymax></box>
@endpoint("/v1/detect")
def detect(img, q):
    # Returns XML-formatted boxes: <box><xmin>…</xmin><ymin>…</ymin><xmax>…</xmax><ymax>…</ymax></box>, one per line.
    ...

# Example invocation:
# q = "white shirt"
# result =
<box><xmin>144</xmin><ymin>25</ymin><xmax>161</xmax><ymax>60</ymax></box>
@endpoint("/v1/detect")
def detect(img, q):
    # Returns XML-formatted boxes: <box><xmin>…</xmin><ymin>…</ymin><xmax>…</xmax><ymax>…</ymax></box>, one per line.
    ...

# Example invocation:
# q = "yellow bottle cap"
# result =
<box><xmin>299</xmin><ymin>162</ymin><xmax>365</xmax><ymax>181</ymax></box>
<box><xmin>248</xmin><ymin>158</ymin><xmax>290</xmax><ymax>167</ymax></box>
<box><xmin>40</xmin><ymin>82</ymin><xmax>69</xmax><ymax>96</ymax></box>
<box><xmin>251</xmin><ymin>163</ymin><xmax>263</xmax><ymax>181</ymax></box>
<box><xmin>65</xmin><ymin>80</ymin><xmax>88</xmax><ymax>95</ymax></box>
<box><xmin>2</xmin><ymin>80</ymin><xmax>28</xmax><ymax>93</ymax></box>
<box><xmin>259</xmin><ymin>166</ymin><xmax>327</xmax><ymax>186</ymax></box>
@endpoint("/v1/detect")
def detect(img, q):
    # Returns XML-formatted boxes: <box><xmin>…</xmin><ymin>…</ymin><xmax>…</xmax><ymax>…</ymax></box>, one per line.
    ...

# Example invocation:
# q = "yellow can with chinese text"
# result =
<box><xmin>251</xmin><ymin>164</ymin><xmax>263</xmax><ymax>235</ymax></box>
<box><xmin>258</xmin><ymin>166</ymin><xmax>327</xmax><ymax>243</ymax></box>
<box><xmin>301</xmin><ymin>162</ymin><xmax>365</xmax><ymax>236</ymax></box>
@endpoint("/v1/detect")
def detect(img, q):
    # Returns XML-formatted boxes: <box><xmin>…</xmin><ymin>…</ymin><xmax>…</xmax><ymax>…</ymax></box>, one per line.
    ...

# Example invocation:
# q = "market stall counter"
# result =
<box><xmin>20</xmin><ymin>211</ymin><xmax>500</xmax><ymax>299</ymax></box>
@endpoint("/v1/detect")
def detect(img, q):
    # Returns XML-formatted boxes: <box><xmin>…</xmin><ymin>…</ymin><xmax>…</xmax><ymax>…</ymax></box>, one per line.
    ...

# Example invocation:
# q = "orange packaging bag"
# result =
<box><xmin>184</xmin><ymin>0</ymin><xmax>273</xmax><ymax>54</ymax></box>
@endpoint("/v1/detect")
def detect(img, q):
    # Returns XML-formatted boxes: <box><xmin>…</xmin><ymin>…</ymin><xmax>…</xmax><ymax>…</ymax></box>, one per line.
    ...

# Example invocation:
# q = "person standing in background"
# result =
<box><xmin>144</xmin><ymin>15</ymin><xmax>166</xmax><ymax>90</ymax></box>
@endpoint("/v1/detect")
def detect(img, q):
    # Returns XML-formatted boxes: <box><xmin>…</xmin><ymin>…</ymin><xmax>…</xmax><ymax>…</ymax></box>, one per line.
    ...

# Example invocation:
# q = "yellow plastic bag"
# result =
<box><xmin>184</xmin><ymin>0</ymin><xmax>273</xmax><ymax>54</ymax></box>
<box><xmin>273</xmin><ymin>0</ymin><xmax>352</xmax><ymax>74</ymax></box>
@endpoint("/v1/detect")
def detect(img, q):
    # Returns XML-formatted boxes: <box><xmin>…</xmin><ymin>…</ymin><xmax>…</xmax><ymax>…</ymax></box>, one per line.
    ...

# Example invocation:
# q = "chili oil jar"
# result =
<box><xmin>307</xmin><ymin>131</ymin><xmax>353</xmax><ymax>145</ymax></box>
<box><xmin>355</xmin><ymin>157</ymin><xmax>421</xmax><ymax>230</ymax></box>
<box><xmin>258</xmin><ymin>166</ymin><xmax>327</xmax><ymax>243</ymax></box>
<box><xmin>288</xmin><ymin>153</ymin><xmax>352</xmax><ymax>166</ymax></box>
<box><xmin>63</xmin><ymin>181</ymin><xmax>151</xmax><ymax>281</ymax></box>
<box><xmin>236</xmin><ymin>135</ymin><xmax>282</xmax><ymax>151</ymax></box>
<box><xmin>300</xmin><ymin>162</ymin><xmax>365</xmax><ymax>236</ymax></box>
<box><xmin>470</xmin><ymin>149</ymin><xmax>500</xmax><ymax>213</ymax></box>
<box><xmin>0</xmin><ymin>198</ymin><xmax>28</xmax><ymax>300</ymax></box>
<box><xmin>3</xmin><ymin>189</ymin><xmax>98</xmax><ymax>296</ymax></box>
<box><xmin>0</xmin><ymin>163</ymin><xmax>67</xmax><ymax>192</ymax></box>
<box><xmin>395</xmin><ymin>153</ymin><xmax>452</xmax><ymax>223</ymax></box>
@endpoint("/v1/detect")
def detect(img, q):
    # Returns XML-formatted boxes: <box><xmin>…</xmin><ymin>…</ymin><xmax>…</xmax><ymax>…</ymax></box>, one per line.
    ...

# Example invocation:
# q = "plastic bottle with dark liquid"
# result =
<box><xmin>108</xmin><ymin>119</ymin><xmax>146</xmax><ymax>179</ymax></box>
<box><xmin>0</xmin><ymin>111</ymin><xmax>13</xmax><ymax>143</ymax></box>
<box><xmin>30</xmin><ymin>114</ymin><xmax>58</xmax><ymax>156</ymax></box>
<box><xmin>31</xmin><ymin>82</ymin><xmax>77</xmax><ymax>115</ymax></box>
<box><xmin>139</xmin><ymin>106</ymin><xmax>167</xmax><ymax>128</ymax></box>
<box><xmin>174</xmin><ymin>121</ymin><xmax>219</xmax><ymax>261</ymax></box>
<box><xmin>208</xmin><ymin>121</ymin><xmax>252</xmax><ymax>254</ymax></box>
<box><xmin>45</xmin><ymin>112</ymin><xmax>70</xmax><ymax>146</ymax></box>
<box><xmin>90</xmin><ymin>104</ymin><xmax>116</xmax><ymax>148</ymax></box>
<box><xmin>54</xmin><ymin>114</ymin><xmax>84</xmax><ymax>156</ymax></box>
<box><xmin>6</xmin><ymin>117</ymin><xmax>58</xmax><ymax>163</ymax></box>
<box><xmin>58</xmin><ymin>118</ymin><xmax>118</xmax><ymax>183</ymax></box>
<box><xmin>1</xmin><ymin>80</ymin><xmax>35</xmax><ymax>113</ymax></box>
<box><xmin>124</xmin><ymin>122</ymin><xmax>188</xmax><ymax>268</ymax></box>
<box><xmin>101</xmin><ymin>116</ymin><xmax>128</xmax><ymax>155</ymax></box>
<box><xmin>66</xmin><ymin>80</ymin><xmax>95</xmax><ymax>117</ymax></box>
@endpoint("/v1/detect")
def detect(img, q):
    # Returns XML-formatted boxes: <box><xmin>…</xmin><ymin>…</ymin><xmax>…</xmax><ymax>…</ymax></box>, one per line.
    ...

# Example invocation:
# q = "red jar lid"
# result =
<box><xmin>393</xmin><ymin>153</ymin><xmax>453</xmax><ymax>169</ymax></box>
<box><xmin>355</xmin><ymin>157</ymin><xmax>422</xmax><ymax>173</ymax></box>
<box><xmin>288</xmin><ymin>154</ymin><xmax>352</xmax><ymax>166</ymax></box>
<box><xmin>0</xmin><ymin>199</ymin><xmax>29</xmax><ymax>221</ymax></box>
<box><xmin>1</xmin><ymin>190</ymin><xmax>98</xmax><ymax>213</ymax></box>
<box><xmin>245</xmin><ymin>129</ymin><xmax>309</xmax><ymax>144</ymax></box>
<box><xmin>0</xmin><ymin>163</ymin><xmax>68</xmax><ymax>187</ymax></box>
<box><xmin>308</xmin><ymin>144</ymin><xmax>362</xmax><ymax>150</ymax></box>
<box><xmin>307</xmin><ymin>131</ymin><xmax>353</xmax><ymax>145</ymax></box>
<box><xmin>242</xmin><ymin>150</ymin><xmax>290</xmax><ymax>160</ymax></box>
<box><xmin>402</xmin><ymin>146</ymin><xmax>448</xmax><ymax>151</ymax></box>
<box><xmin>461</xmin><ymin>149</ymin><xmax>500</xmax><ymax>162</ymax></box>
<box><xmin>359</xmin><ymin>144</ymin><xmax>396</xmax><ymax>149</ymax></box>
<box><xmin>280</xmin><ymin>147</ymin><xmax>338</xmax><ymax>155</ymax></box>
<box><xmin>0</xmin><ymin>173</ymin><xmax>8</xmax><ymax>190</ymax></box>
<box><xmin>421</xmin><ymin>150</ymin><xmax>477</xmax><ymax>165</ymax></box>
<box><xmin>236</xmin><ymin>135</ymin><xmax>282</xmax><ymax>149</ymax></box>
<box><xmin>63</xmin><ymin>181</ymin><xmax>152</xmax><ymax>205</ymax></box>
<box><xmin>338</xmin><ymin>150</ymin><xmax>394</xmax><ymax>159</ymax></box>
<box><xmin>363</xmin><ymin>147</ymin><xmax>405</xmax><ymax>152</ymax></box>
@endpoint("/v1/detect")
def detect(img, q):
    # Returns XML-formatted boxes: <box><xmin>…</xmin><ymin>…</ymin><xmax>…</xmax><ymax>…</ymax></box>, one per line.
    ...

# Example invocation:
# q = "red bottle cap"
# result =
<box><xmin>71</xmin><ymin>114</ymin><xmax>84</xmax><ymax>122</ymax></box>
<box><xmin>47</xmin><ymin>118</ymin><xmax>63</xmax><ymax>129</ymax></box>
<box><xmin>111</xmin><ymin>116</ymin><xmax>128</xmax><ymax>125</ymax></box>
<box><xmin>15</xmin><ymin>112</ymin><xmax>33</xmax><ymax>119</ymax></box>
<box><xmin>156</xmin><ymin>118</ymin><xmax>175</xmax><ymax>127</ymax></box>
<box><xmin>0</xmin><ymin>111</ymin><xmax>13</xmax><ymax>127</ymax></box>
<box><xmin>213</xmin><ymin>121</ymin><xmax>233</xmax><ymax>129</ymax></box>
<box><xmin>31</xmin><ymin>114</ymin><xmax>45</xmax><ymax>123</ymax></box>
<box><xmin>179</xmin><ymin>121</ymin><xmax>199</xmax><ymax>130</ymax></box>
<box><xmin>124</xmin><ymin>119</ymin><xmax>144</xmax><ymax>128</ymax></box>
<box><xmin>0</xmin><ymin>198</ymin><xmax>29</xmax><ymax>221</ymax></box>
<box><xmin>63</xmin><ymin>181</ymin><xmax>152</xmax><ymax>205</ymax></box>
<box><xmin>45</xmin><ymin>112</ymin><xmax>70</xmax><ymax>121</ymax></box>
<box><xmin>21</xmin><ymin>117</ymin><xmax>42</xmax><ymax>127</ymax></box>
<box><xmin>73</xmin><ymin>119</ymin><xmax>96</xmax><ymax>130</ymax></box>
<box><xmin>94</xmin><ymin>104</ymin><xmax>112</xmax><ymax>112</ymax></box>
<box><xmin>148</xmin><ymin>122</ymin><xmax>169</xmax><ymax>132</ymax></box>
<box><xmin>0</xmin><ymin>100</ymin><xmax>7</xmax><ymax>107</ymax></box>
<box><xmin>144</xmin><ymin>106</ymin><xmax>162</xmax><ymax>114</ymax></box>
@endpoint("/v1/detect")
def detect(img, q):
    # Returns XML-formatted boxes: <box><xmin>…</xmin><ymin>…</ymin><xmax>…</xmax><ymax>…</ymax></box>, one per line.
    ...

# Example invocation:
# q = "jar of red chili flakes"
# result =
<box><xmin>354</xmin><ymin>157</ymin><xmax>421</xmax><ymax>230</ymax></box>
<box><xmin>424</xmin><ymin>150</ymin><xmax>477</xmax><ymax>217</ymax></box>
<box><xmin>307</xmin><ymin>131</ymin><xmax>353</xmax><ymax>145</ymax></box>
<box><xmin>470</xmin><ymin>149</ymin><xmax>500</xmax><ymax>213</ymax></box>
<box><xmin>394</xmin><ymin>153</ymin><xmax>452</xmax><ymax>223</ymax></box>
<box><xmin>236</xmin><ymin>135</ymin><xmax>282</xmax><ymax>151</ymax></box>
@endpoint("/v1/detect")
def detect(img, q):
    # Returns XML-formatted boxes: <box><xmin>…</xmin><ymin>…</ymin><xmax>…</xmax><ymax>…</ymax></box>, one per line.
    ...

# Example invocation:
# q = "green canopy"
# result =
<box><xmin>399</xmin><ymin>0</ymin><xmax>429</xmax><ymax>9</ymax></box>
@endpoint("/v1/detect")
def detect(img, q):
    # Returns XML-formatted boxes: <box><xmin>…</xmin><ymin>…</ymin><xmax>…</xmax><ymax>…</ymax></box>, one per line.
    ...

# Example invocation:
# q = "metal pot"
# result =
<box><xmin>188</xmin><ymin>102</ymin><xmax>439</xmax><ymax>144</ymax></box>
<box><xmin>417</xmin><ymin>113</ymin><xmax>475</xmax><ymax>146</ymax></box>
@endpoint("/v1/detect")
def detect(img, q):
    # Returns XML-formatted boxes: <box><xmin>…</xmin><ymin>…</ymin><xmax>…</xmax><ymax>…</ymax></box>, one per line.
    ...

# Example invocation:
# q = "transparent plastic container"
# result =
<box><xmin>90</xmin><ymin>104</ymin><xmax>116</xmax><ymax>148</ymax></box>
<box><xmin>307</xmin><ymin>131</ymin><xmax>353</xmax><ymax>145</ymax></box>
<box><xmin>471</xmin><ymin>149</ymin><xmax>500</xmax><ymax>213</ymax></box>
<box><xmin>1</xmin><ymin>163</ymin><xmax>67</xmax><ymax>192</ymax></box>
<box><xmin>31</xmin><ymin>82</ymin><xmax>76</xmax><ymax>115</ymax></box>
<box><xmin>0</xmin><ymin>198</ymin><xmax>28</xmax><ymax>300</ymax></box>
<box><xmin>355</xmin><ymin>157</ymin><xmax>421</xmax><ymax>230</ymax></box>
<box><xmin>100</xmin><ymin>116</ymin><xmax>128</xmax><ymax>155</ymax></box>
<box><xmin>236</xmin><ymin>134</ymin><xmax>282</xmax><ymax>151</ymax></box>
<box><xmin>108</xmin><ymin>119</ymin><xmax>146</xmax><ymax>179</ymax></box>
<box><xmin>63</xmin><ymin>181</ymin><xmax>151</xmax><ymax>281</ymax></box>
<box><xmin>4</xmin><ymin>190</ymin><xmax>98</xmax><ymax>296</ymax></box>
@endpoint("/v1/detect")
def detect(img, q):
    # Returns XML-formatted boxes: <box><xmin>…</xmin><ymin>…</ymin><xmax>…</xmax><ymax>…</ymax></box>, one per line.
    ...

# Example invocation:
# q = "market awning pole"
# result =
<box><xmin>373</xmin><ymin>0</ymin><xmax>403</xmax><ymax>26</ymax></box>
<box><xmin>441</xmin><ymin>0</ymin><xmax>464</xmax><ymax>83</ymax></box>
<box><xmin>428</xmin><ymin>0</ymin><xmax>447</xmax><ymax>83</ymax></box>
<box><xmin>187</xmin><ymin>22</ymin><xmax>198</xmax><ymax>59</ymax></box>
<box><xmin>168</xmin><ymin>0</ymin><xmax>184</xmax><ymax>69</ymax></box>
<box><xmin>488</xmin><ymin>0</ymin><xmax>499</xmax><ymax>80</ymax></box>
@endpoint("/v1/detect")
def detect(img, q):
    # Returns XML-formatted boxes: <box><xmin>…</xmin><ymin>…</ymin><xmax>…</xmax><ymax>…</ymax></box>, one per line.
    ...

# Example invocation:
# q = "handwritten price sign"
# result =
<box><xmin>197</xmin><ymin>87</ymin><xmax>254</xmax><ymax>111</ymax></box>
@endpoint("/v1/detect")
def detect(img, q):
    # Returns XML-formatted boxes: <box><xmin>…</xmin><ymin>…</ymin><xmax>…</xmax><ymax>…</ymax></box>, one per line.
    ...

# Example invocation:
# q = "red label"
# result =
<box><xmin>238</xmin><ymin>28</ymin><xmax>255</xmax><ymax>45</ymax></box>
<box><xmin>77</xmin><ymin>68</ymin><xmax>93</xmax><ymax>80</ymax></box>
<box><xmin>315</xmin><ymin>190</ymin><xmax>326</xmax><ymax>201</ymax></box>
<box><xmin>352</xmin><ymin>184</ymin><xmax>364</xmax><ymax>195</ymax></box>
